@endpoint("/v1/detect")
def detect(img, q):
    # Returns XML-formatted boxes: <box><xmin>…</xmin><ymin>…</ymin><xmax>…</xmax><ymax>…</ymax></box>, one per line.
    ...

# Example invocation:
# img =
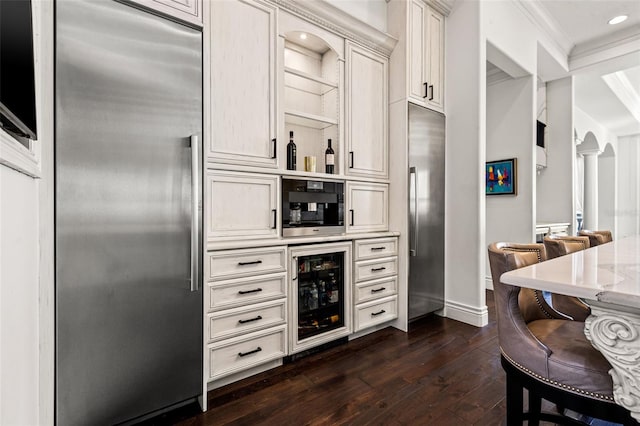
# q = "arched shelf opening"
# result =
<box><xmin>283</xmin><ymin>31</ymin><xmax>340</xmax><ymax>175</ymax></box>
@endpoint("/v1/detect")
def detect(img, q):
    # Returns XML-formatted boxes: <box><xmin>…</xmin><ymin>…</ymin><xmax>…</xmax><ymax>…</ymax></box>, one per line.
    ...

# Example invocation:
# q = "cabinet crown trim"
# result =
<box><xmin>423</xmin><ymin>0</ymin><xmax>452</xmax><ymax>17</ymax></box>
<box><xmin>274</xmin><ymin>0</ymin><xmax>398</xmax><ymax>56</ymax></box>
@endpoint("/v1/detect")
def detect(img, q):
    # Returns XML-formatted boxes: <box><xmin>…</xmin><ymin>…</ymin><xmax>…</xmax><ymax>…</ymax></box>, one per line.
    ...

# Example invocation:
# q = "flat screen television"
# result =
<box><xmin>0</xmin><ymin>0</ymin><xmax>38</xmax><ymax>142</ymax></box>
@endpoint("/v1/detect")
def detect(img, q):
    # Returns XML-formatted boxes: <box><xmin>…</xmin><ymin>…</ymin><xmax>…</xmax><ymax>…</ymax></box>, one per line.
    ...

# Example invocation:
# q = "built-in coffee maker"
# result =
<box><xmin>282</xmin><ymin>178</ymin><xmax>344</xmax><ymax>237</ymax></box>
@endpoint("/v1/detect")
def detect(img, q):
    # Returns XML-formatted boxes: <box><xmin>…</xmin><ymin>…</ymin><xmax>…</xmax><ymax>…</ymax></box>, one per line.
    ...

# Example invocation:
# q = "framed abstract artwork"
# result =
<box><xmin>486</xmin><ymin>158</ymin><xmax>517</xmax><ymax>195</ymax></box>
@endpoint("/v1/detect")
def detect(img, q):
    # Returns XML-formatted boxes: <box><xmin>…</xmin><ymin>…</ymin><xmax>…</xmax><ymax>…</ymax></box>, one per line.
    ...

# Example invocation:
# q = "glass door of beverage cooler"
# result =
<box><xmin>290</xmin><ymin>242</ymin><xmax>352</xmax><ymax>353</ymax></box>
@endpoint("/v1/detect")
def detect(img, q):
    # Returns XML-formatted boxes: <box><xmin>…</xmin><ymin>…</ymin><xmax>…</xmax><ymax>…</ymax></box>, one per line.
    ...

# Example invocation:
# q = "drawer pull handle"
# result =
<box><xmin>371</xmin><ymin>267</ymin><xmax>386</xmax><ymax>272</ymax></box>
<box><xmin>371</xmin><ymin>287</ymin><xmax>386</xmax><ymax>293</ymax></box>
<box><xmin>238</xmin><ymin>315</ymin><xmax>263</xmax><ymax>324</ymax></box>
<box><xmin>370</xmin><ymin>247</ymin><xmax>386</xmax><ymax>251</ymax></box>
<box><xmin>238</xmin><ymin>260</ymin><xmax>262</xmax><ymax>266</ymax></box>
<box><xmin>238</xmin><ymin>347</ymin><xmax>262</xmax><ymax>357</ymax></box>
<box><xmin>238</xmin><ymin>288</ymin><xmax>262</xmax><ymax>295</ymax></box>
<box><xmin>371</xmin><ymin>310</ymin><xmax>386</xmax><ymax>316</ymax></box>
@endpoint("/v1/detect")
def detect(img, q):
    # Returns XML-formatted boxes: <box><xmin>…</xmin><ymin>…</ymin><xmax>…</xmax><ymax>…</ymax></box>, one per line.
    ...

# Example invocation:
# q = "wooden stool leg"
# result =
<box><xmin>528</xmin><ymin>390</ymin><xmax>541</xmax><ymax>426</ymax></box>
<box><xmin>506</xmin><ymin>372</ymin><xmax>523</xmax><ymax>425</ymax></box>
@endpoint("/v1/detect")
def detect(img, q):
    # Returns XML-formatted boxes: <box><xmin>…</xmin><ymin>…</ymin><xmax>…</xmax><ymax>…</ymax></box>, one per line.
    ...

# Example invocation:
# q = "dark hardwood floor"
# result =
<box><xmin>144</xmin><ymin>291</ymin><xmax>556</xmax><ymax>425</ymax></box>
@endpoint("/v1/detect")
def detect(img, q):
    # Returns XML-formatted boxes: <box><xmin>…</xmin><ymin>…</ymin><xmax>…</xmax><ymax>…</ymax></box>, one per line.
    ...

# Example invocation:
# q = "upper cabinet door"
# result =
<box><xmin>209</xmin><ymin>0</ymin><xmax>278</xmax><ymax>169</ymax></box>
<box><xmin>425</xmin><ymin>7</ymin><xmax>444</xmax><ymax>110</ymax></box>
<box><xmin>408</xmin><ymin>0</ymin><xmax>428</xmax><ymax>103</ymax></box>
<box><xmin>126</xmin><ymin>0</ymin><xmax>202</xmax><ymax>27</ymax></box>
<box><xmin>345</xmin><ymin>42</ymin><xmax>389</xmax><ymax>179</ymax></box>
<box><xmin>406</xmin><ymin>1</ymin><xmax>444</xmax><ymax>112</ymax></box>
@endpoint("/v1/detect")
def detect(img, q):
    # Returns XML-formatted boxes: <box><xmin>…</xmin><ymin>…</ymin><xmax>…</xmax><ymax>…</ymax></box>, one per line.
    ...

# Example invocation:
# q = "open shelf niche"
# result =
<box><xmin>284</xmin><ymin>31</ymin><xmax>340</xmax><ymax>175</ymax></box>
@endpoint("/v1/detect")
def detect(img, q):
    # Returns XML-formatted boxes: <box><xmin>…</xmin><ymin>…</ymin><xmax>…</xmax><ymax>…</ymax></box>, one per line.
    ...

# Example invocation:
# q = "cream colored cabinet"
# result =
<box><xmin>206</xmin><ymin>170</ymin><xmax>278</xmax><ymax>244</ymax></box>
<box><xmin>353</xmin><ymin>237</ymin><xmax>398</xmax><ymax>332</ymax></box>
<box><xmin>126</xmin><ymin>0</ymin><xmax>202</xmax><ymax>26</ymax></box>
<box><xmin>346</xmin><ymin>182</ymin><xmax>389</xmax><ymax>233</ymax></box>
<box><xmin>407</xmin><ymin>1</ymin><xmax>444</xmax><ymax>110</ymax></box>
<box><xmin>389</xmin><ymin>0</ymin><xmax>445</xmax><ymax>112</ymax></box>
<box><xmin>209</xmin><ymin>0</ymin><xmax>278</xmax><ymax>168</ymax></box>
<box><xmin>345</xmin><ymin>42</ymin><xmax>389</xmax><ymax>179</ymax></box>
<box><xmin>424</xmin><ymin>6</ymin><xmax>444</xmax><ymax>110</ymax></box>
<box><xmin>205</xmin><ymin>246</ymin><xmax>288</xmax><ymax>383</ymax></box>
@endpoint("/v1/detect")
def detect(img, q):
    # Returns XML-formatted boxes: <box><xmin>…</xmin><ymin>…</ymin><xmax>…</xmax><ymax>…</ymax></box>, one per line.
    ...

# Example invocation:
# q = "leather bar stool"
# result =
<box><xmin>487</xmin><ymin>242</ymin><xmax>638</xmax><ymax>425</ymax></box>
<box><xmin>543</xmin><ymin>235</ymin><xmax>591</xmax><ymax>321</ymax></box>
<box><xmin>579</xmin><ymin>229</ymin><xmax>613</xmax><ymax>247</ymax></box>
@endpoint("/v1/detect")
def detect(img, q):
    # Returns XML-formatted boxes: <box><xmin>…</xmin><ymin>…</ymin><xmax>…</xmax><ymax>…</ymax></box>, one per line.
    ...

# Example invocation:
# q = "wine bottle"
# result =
<box><xmin>287</xmin><ymin>131</ymin><xmax>297</xmax><ymax>170</ymax></box>
<box><xmin>325</xmin><ymin>138</ymin><xmax>334</xmax><ymax>174</ymax></box>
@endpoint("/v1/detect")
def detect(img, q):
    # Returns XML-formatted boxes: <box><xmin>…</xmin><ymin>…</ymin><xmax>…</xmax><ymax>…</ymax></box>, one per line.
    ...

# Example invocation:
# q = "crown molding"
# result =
<box><xmin>274</xmin><ymin>0</ymin><xmax>398</xmax><ymax>56</ymax></box>
<box><xmin>569</xmin><ymin>29</ymin><xmax>640</xmax><ymax>73</ymax></box>
<box><xmin>512</xmin><ymin>0</ymin><xmax>573</xmax><ymax>56</ymax></box>
<box><xmin>425</xmin><ymin>0</ymin><xmax>453</xmax><ymax>17</ymax></box>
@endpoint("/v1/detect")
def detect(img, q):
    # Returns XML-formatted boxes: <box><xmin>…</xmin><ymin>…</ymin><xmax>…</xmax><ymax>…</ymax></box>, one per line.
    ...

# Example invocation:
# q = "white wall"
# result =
<box><xmin>444</xmin><ymin>0</ymin><xmax>488</xmax><ymax>326</ymax></box>
<box><xmin>486</xmin><ymin>75</ymin><xmax>536</xmax><ymax>265</ymax></box>
<box><xmin>575</xmin><ymin>107</ymin><xmax>619</xmax><ymax>234</ymax></box>
<box><xmin>445</xmin><ymin>0</ymin><xmax>568</xmax><ymax>325</ymax></box>
<box><xmin>0</xmin><ymin>167</ymin><xmax>39</xmax><ymax>426</ymax></box>
<box><xmin>574</xmin><ymin>107</ymin><xmax>617</xmax><ymax>152</ymax></box>
<box><xmin>537</xmin><ymin>77</ymin><xmax>575</xmax><ymax>230</ymax></box>
<box><xmin>616</xmin><ymin>135</ymin><xmax>640</xmax><ymax>237</ymax></box>
<box><xmin>598</xmin><ymin>143</ymin><xmax>616</xmax><ymax>236</ymax></box>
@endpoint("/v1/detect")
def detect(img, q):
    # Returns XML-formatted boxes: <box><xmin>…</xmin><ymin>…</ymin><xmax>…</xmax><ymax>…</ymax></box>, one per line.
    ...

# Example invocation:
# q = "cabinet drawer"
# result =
<box><xmin>354</xmin><ymin>237</ymin><xmax>398</xmax><ymax>261</ymax></box>
<box><xmin>354</xmin><ymin>295</ymin><xmax>397</xmax><ymax>331</ymax></box>
<box><xmin>208</xmin><ymin>326</ymin><xmax>286</xmax><ymax>381</ymax></box>
<box><xmin>208</xmin><ymin>246</ymin><xmax>286</xmax><ymax>281</ymax></box>
<box><xmin>354</xmin><ymin>276</ymin><xmax>397</xmax><ymax>304</ymax></box>
<box><xmin>208</xmin><ymin>300</ymin><xmax>286</xmax><ymax>342</ymax></box>
<box><xmin>354</xmin><ymin>256</ymin><xmax>398</xmax><ymax>282</ymax></box>
<box><xmin>207</xmin><ymin>273</ymin><xmax>286</xmax><ymax>312</ymax></box>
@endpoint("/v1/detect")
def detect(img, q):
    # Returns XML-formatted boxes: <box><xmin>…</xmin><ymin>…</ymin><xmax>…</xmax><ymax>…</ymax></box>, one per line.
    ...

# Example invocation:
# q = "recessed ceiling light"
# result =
<box><xmin>608</xmin><ymin>15</ymin><xmax>628</xmax><ymax>25</ymax></box>
<box><xmin>300</xmin><ymin>33</ymin><xmax>307</xmax><ymax>40</ymax></box>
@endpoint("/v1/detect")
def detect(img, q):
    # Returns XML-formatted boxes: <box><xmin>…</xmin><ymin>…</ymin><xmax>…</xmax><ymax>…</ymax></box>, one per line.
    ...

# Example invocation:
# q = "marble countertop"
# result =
<box><xmin>502</xmin><ymin>235</ymin><xmax>640</xmax><ymax>310</ymax></box>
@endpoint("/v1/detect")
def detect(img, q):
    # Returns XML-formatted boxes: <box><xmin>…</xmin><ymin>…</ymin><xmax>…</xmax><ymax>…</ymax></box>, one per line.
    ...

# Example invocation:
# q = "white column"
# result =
<box><xmin>582</xmin><ymin>151</ymin><xmax>599</xmax><ymax>230</ymax></box>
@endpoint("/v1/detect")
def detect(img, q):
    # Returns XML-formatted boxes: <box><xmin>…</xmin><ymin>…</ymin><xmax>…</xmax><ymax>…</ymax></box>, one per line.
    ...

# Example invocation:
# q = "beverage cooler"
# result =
<box><xmin>290</xmin><ymin>242</ymin><xmax>352</xmax><ymax>353</ymax></box>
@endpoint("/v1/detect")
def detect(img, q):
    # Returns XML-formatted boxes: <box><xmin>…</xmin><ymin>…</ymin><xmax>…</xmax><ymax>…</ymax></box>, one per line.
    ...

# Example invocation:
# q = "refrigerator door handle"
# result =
<box><xmin>409</xmin><ymin>167</ymin><xmax>418</xmax><ymax>257</ymax></box>
<box><xmin>190</xmin><ymin>134</ymin><xmax>200</xmax><ymax>292</ymax></box>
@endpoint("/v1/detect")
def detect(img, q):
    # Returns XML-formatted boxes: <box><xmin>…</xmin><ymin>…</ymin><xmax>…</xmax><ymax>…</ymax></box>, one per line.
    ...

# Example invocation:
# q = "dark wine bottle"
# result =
<box><xmin>325</xmin><ymin>138</ymin><xmax>334</xmax><ymax>174</ymax></box>
<box><xmin>287</xmin><ymin>131</ymin><xmax>297</xmax><ymax>170</ymax></box>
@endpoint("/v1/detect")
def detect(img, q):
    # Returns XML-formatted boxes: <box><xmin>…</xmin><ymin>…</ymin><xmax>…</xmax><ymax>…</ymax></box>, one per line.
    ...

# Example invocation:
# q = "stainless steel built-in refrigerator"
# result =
<box><xmin>55</xmin><ymin>1</ymin><xmax>202</xmax><ymax>424</ymax></box>
<box><xmin>408</xmin><ymin>104</ymin><xmax>445</xmax><ymax>320</ymax></box>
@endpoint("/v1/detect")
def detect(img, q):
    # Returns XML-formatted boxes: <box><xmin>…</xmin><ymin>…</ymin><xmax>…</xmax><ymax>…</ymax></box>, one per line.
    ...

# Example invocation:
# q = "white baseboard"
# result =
<box><xmin>485</xmin><ymin>275</ymin><xmax>493</xmax><ymax>291</ymax></box>
<box><xmin>443</xmin><ymin>299</ymin><xmax>489</xmax><ymax>327</ymax></box>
